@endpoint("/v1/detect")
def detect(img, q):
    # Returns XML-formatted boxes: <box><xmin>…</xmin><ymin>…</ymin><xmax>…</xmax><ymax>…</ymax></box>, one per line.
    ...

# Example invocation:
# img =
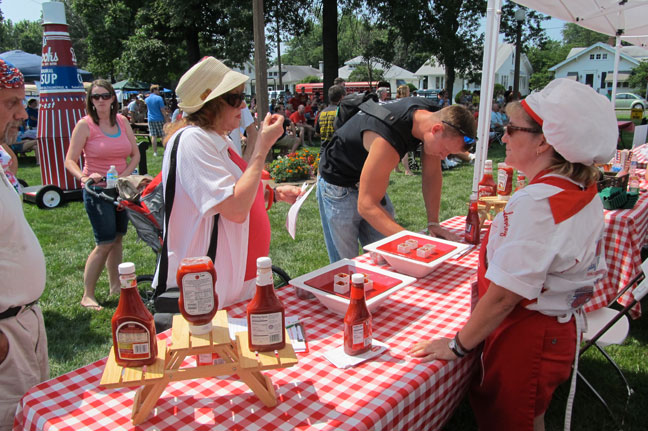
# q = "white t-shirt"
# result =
<box><xmin>229</xmin><ymin>106</ymin><xmax>255</xmax><ymax>156</ymax></box>
<box><xmin>0</xmin><ymin>165</ymin><xmax>46</xmax><ymax>311</ymax></box>
<box><xmin>486</xmin><ymin>175</ymin><xmax>607</xmax><ymax>316</ymax></box>
<box><xmin>153</xmin><ymin>126</ymin><xmax>255</xmax><ymax>308</ymax></box>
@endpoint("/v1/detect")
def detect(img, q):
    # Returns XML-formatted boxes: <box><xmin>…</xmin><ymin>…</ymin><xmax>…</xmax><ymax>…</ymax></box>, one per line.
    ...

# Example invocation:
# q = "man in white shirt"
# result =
<box><xmin>0</xmin><ymin>59</ymin><xmax>49</xmax><ymax>431</ymax></box>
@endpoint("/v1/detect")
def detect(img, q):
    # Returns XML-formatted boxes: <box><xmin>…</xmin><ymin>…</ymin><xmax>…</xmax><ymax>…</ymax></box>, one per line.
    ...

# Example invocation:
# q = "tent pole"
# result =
<box><xmin>473</xmin><ymin>0</ymin><xmax>503</xmax><ymax>196</ymax></box>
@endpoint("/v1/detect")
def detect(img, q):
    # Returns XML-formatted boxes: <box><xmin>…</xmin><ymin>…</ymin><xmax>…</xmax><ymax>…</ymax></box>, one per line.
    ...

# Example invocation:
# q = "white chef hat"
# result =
<box><xmin>520</xmin><ymin>78</ymin><xmax>617</xmax><ymax>165</ymax></box>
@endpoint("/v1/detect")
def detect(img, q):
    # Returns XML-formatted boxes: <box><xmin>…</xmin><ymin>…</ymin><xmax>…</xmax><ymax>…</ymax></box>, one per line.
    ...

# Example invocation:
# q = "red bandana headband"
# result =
<box><xmin>520</xmin><ymin>99</ymin><xmax>543</xmax><ymax>127</ymax></box>
<box><xmin>0</xmin><ymin>59</ymin><xmax>24</xmax><ymax>89</ymax></box>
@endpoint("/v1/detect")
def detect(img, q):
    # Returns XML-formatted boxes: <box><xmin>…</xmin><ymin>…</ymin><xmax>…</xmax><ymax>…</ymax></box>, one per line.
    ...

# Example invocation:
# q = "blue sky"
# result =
<box><xmin>1</xmin><ymin>0</ymin><xmax>566</xmax><ymax>41</ymax></box>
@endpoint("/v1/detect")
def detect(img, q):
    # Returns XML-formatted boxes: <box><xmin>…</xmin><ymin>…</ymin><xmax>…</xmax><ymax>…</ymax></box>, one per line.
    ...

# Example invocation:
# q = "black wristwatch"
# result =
<box><xmin>448</xmin><ymin>337</ymin><xmax>464</xmax><ymax>358</ymax></box>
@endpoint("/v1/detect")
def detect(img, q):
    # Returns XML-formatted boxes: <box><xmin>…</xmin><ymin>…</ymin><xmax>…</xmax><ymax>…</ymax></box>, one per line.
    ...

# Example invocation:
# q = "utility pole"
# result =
<box><xmin>512</xmin><ymin>8</ymin><xmax>525</xmax><ymax>100</ymax></box>
<box><xmin>253</xmin><ymin>0</ymin><xmax>268</xmax><ymax>119</ymax></box>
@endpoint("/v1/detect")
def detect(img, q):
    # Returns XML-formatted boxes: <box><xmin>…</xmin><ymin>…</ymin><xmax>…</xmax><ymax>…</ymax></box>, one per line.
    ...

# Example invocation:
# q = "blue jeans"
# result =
<box><xmin>316</xmin><ymin>176</ymin><xmax>394</xmax><ymax>263</ymax></box>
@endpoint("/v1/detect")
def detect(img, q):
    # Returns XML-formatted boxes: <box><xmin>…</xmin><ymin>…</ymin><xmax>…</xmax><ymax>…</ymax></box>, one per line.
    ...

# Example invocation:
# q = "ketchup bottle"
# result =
<box><xmin>514</xmin><ymin>171</ymin><xmax>527</xmax><ymax>193</ymax></box>
<box><xmin>497</xmin><ymin>162</ymin><xmax>514</xmax><ymax>199</ymax></box>
<box><xmin>344</xmin><ymin>273</ymin><xmax>372</xmax><ymax>356</ymax></box>
<box><xmin>478</xmin><ymin>160</ymin><xmax>497</xmax><ymax>200</ymax></box>
<box><xmin>111</xmin><ymin>262</ymin><xmax>157</xmax><ymax>367</ymax></box>
<box><xmin>177</xmin><ymin>256</ymin><xmax>218</xmax><ymax>335</ymax></box>
<box><xmin>247</xmin><ymin>257</ymin><xmax>285</xmax><ymax>352</ymax></box>
<box><xmin>465</xmin><ymin>195</ymin><xmax>481</xmax><ymax>245</ymax></box>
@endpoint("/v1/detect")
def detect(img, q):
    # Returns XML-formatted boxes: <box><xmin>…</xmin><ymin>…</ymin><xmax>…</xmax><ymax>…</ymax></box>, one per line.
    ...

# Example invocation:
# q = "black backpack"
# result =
<box><xmin>333</xmin><ymin>91</ymin><xmax>398</xmax><ymax>131</ymax></box>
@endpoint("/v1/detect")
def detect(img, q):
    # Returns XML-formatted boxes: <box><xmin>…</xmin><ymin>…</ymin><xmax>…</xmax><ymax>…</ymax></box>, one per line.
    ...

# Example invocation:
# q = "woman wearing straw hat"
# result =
<box><xmin>154</xmin><ymin>57</ymin><xmax>302</xmax><ymax>308</ymax></box>
<box><xmin>409</xmin><ymin>79</ymin><xmax>617</xmax><ymax>430</ymax></box>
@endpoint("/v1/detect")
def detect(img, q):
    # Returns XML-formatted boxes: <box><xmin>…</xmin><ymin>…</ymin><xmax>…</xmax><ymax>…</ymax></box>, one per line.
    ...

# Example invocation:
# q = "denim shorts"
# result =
<box><xmin>83</xmin><ymin>187</ymin><xmax>128</xmax><ymax>245</ymax></box>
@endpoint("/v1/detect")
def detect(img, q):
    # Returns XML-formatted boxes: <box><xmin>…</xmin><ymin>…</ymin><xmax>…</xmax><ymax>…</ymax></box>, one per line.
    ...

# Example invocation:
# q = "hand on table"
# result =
<box><xmin>427</xmin><ymin>224</ymin><xmax>461</xmax><ymax>242</ymax></box>
<box><xmin>275</xmin><ymin>185</ymin><xmax>303</xmax><ymax>204</ymax></box>
<box><xmin>408</xmin><ymin>337</ymin><xmax>457</xmax><ymax>362</ymax></box>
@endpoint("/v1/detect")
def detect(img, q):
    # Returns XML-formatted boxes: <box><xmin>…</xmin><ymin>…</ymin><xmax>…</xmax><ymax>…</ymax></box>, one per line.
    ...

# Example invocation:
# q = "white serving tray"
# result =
<box><xmin>289</xmin><ymin>259</ymin><xmax>416</xmax><ymax>316</ymax></box>
<box><xmin>363</xmin><ymin>230</ymin><xmax>470</xmax><ymax>278</ymax></box>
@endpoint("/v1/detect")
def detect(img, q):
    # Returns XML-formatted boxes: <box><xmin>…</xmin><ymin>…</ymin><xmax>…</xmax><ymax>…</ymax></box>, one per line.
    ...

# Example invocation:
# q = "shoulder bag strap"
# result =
<box><xmin>156</xmin><ymin>128</ymin><xmax>221</xmax><ymax>297</ymax></box>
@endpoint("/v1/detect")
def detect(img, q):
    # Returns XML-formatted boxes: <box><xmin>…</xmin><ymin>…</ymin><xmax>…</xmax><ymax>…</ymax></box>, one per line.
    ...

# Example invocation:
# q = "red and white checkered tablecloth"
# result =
<box><xmin>585</xmin><ymin>182</ymin><xmax>648</xmax><ymax>316</ymax></box>
<box><xmin>446</xmin><ymin>175</ymin><xmax>648</xmax><ymax>318</ymax></box>
<box><xmin>13</xmin><ymin>234</ymin><xmax>481</xmax><ymax>431</ymax></box>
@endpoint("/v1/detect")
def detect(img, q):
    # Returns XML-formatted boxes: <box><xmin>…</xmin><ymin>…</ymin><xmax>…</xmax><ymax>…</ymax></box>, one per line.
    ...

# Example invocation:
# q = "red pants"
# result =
<box><xmin>469</xmin><ymin>305</ymin><xmax>576</xmax><ymax>430</ymax></box>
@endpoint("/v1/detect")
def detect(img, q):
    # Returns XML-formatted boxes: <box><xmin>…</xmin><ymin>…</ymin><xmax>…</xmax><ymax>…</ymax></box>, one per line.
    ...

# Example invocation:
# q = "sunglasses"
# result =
<box><xmin>90</xmin><ymin>93</ymin><xmax>112</xmax><ymax>101</ymax></box>
<box><xmin>222</xmin><ymin>92</ymin><xmax>245</xmax><ymax>108</ymax></box>
<box><xmin>442</xmin><ymin>120</ymin><xmax>476</xmax><ymax>150</ymax></box>
<box><xmin>505</xmin><ymin>124</ymin><xmax>543</xmax><ymax>136</ymax></box>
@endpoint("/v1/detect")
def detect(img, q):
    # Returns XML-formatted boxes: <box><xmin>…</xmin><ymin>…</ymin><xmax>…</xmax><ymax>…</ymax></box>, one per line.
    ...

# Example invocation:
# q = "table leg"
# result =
<box><xmin>237</xmin><ymin>369</ymin><xmax>277</xmax><ymax>407</ymax></box>
<box><xmin>131</xmin><ymin>380</ymin><xmax>169</xmax><ymax>426</ymax></box>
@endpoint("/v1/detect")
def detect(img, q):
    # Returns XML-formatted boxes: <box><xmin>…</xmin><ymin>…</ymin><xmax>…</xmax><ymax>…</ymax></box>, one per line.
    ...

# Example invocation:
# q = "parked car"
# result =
<box><xmin>416</xmin><ymin>89</ymin><xmax>440</xmax><ymax>100</ymax></box>
<box><xmin>615</xmin><ymin>92</ymin><xmax>647</xmax><ymax>110</ymax></box>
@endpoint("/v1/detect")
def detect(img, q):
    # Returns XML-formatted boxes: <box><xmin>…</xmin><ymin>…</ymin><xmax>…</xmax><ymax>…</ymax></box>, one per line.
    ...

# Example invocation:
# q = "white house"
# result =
<box><xmin>414</xmin><ymin>43</ymin><xmax>533</xmax><ymax>100</ymax></box>
<box><xmin>229</xmin><ymin>60</ymin><xmax>255</xmax><ymax>96</ymax></box>
<box><xmin>337</xmin><ymin>56</ymin><xmax>417</xmax><ymax>93</ymax></box>
<box><xmin>265</xmin><ymin>64</ymin><xmax>322</xmax><ymax>94</ymax></box>
<box><xmin>548</xmin><ymin>42</ymin><xmax>648</xmax><ymax>95</ymax></box>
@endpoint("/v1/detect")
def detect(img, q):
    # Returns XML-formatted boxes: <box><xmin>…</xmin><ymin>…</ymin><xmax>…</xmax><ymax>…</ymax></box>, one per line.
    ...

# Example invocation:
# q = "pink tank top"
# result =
<box><xmin>82</xmin><ymin>114</ymin><xmax>132</xmax><ymax>183</ymax></box>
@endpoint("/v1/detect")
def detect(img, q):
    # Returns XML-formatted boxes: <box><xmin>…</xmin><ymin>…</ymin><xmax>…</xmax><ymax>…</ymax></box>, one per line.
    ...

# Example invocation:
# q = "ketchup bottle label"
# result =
<box><xmin>116</xmin><ymin>322</ymin><xmax>151</xmax><ymax>360</ymax></box>
<box><xmin>249</xmin><ymin>312</ymin><xmax>283</xmax><ymax>345</ymax></box>
<box><xmin>351</xmin><ymin>321</ymin><xmax>372</xmax><ymax>348</ymax></box>
<box><xmin>181</xmin><ymin>271</ymin><xmax>215</xmax><ymax>316</ymax></box>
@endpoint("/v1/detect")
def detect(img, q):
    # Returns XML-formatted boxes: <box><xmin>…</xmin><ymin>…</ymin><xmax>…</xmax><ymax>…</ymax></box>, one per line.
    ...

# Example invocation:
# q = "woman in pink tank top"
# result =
<box><xmin>65</xmin><ymin>80</ymin><xmax>140</xmax><ymax>311</ymax></box>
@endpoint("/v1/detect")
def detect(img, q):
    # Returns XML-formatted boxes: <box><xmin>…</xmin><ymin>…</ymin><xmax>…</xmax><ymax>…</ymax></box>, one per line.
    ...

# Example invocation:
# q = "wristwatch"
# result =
<box><xmin>448</xmin><ymin>337</ymin><xmax>464</xmax><ymax>358</ymax></box>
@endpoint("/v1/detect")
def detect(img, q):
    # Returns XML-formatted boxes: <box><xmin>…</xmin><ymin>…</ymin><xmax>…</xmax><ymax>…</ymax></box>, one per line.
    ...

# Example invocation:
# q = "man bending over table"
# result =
<box><xmin>0</xmin><ymin>59</ymin><xmax>49</xmax><ymax>431</ymax></box>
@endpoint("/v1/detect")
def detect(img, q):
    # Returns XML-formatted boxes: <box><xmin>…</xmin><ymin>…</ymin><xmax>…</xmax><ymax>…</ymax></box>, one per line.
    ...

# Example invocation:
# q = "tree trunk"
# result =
<box><xmin>276</xmin><ymin>23</ymin><xmax>283</xmax><ymax>89</ymax></box>
<box><xmin>322</xmin><ymin>0</ymin><xmax>338</xmax><ymax>104</ymax></box>
<box><xmin>185</xmin><ymin>29</ymin><xmax>201</xmax><ymax>65</ymax></box>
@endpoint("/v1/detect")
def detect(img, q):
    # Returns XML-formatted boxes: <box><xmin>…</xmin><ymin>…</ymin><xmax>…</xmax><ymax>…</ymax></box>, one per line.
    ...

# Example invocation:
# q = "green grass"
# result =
<box><xmin>15</xmin><ymin>142</ymin><xmax>648</xmax><ymax>430</ymax></box>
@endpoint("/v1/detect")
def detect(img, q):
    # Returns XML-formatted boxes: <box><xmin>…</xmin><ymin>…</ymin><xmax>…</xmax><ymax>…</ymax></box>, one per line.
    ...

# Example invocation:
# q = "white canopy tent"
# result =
<box><xmin>472</xmin><ymin>0</ymin><xmax>648</xmax><ymax>195</ymax></box>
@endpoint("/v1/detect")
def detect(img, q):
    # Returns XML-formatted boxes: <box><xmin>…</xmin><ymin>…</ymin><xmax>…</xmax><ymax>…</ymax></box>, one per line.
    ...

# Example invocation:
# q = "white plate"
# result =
<box><xmin>289</xmin><ymin>259</ymin><xmax>416</xmax><ymax>316</ymax></box>
<box><xmin>363</xmin><ymin>230</ymin><xmax>470</xmax><ymax>278</ymax></box>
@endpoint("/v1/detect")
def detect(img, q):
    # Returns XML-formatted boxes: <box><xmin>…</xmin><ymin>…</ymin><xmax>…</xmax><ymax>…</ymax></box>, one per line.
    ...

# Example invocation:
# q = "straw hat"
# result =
<box><xmin>521</xmin><ymin>78</ymin><xmax>617</xmax><ymax>165</ymax></box>
<box><xmin>176</xmin><ymin>57</ymin><xmax>248</xmax><ymax>114</ymax></box>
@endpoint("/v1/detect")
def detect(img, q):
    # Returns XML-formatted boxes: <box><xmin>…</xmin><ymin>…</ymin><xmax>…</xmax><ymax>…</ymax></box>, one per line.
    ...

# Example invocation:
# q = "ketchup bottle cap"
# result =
<box><xmin>351</xmin><ymin>273</ymin><xmax>364</xmax><ymax>284</ymax></box>
<box><xmin>257</xmin><ymin>256</ymin><xmax>272</xmax><ymax>268</ymax></box>
<box><xmin>118</xmin><ymin>262</ymin><xmax>135</xmax><ymax>275</ymax></box>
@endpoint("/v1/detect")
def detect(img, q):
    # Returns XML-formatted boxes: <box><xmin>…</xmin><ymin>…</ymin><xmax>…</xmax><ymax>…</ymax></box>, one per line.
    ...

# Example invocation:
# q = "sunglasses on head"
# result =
<box><xmin>505</xmin><ymin>124</ymin><xmax>543</xmax><ymax>136</ymax></box>
<box><xmin>222</xmin><ymin>92</ymin><xmax>245</xmax><ymax>108</ymax></box>
<box><xmin>441</xmin><ymin>120</ymin><xmax>476</xmax><ymax>150</ymax></box>
<box><xmin>90</xmin><ymin>93</ymin><xmax>112</xmax><ymax>101</ymax></box>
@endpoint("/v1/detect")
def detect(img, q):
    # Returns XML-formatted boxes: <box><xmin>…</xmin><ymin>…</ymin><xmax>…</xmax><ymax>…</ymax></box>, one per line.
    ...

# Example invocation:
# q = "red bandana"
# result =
<box><xmin>0</xmin><ymin>59</ymin><xmax>24</xmax><ymax>89</ymax></box>
<box><xmin>529</xmin><ymin>170</ymin><xmax>597</xmax><ymax>224</ymax></box>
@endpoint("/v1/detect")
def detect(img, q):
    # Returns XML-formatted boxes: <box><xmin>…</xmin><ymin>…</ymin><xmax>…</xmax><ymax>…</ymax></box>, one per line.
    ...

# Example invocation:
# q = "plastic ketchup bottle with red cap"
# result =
<box><xmin>344</xmin><ymin>273</ymin><xmax>373</xmax><ymax>356</ymax></box>
<box><xmin>111</xmin><ymin>262</ymin><xmax>157</xmax><ymax>367</ymax></box>
<box><xmin>247</xmin><ymin>257</ymin><xmax>286</xmax><ymax>351</ymax></box>
<box><xmin>177</xmin><ymin>256</ymin><xmax>218</xmax><ymax>335</ymax></box>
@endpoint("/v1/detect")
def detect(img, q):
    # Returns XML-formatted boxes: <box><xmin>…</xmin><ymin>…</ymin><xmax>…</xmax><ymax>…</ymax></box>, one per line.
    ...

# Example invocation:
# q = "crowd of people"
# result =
<box><xmin>0</xmin><ymin>50</ymin><xmax>621</xmax><ymax>431</ymax></box>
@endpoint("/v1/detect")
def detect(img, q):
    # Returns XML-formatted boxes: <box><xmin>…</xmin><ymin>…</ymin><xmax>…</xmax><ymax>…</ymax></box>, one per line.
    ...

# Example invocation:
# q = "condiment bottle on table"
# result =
<box><xmin>478</xmin><ymin>159</ymin><xmax>497</xmax><ymax>200</ymax></box>
<box><xmin>111</xmin><ymin>262</ymin><xmax>157</xmax><ymax>367</ymax></box>
<box><xmin>465</xmin><ymin>194</ymin><xmax>481</xmax><ymax>245</ymax></box>
<box><xmin>344</xmin><ymin>273</ymin><xmax>372</xmax><ymax>356</ymax></box>
<box><xmin>514</xmin><ymin>170</ymin><xmax>527</xmax><ymax>192</ymax></box>
<box><xmin>247</xmin><ymin>257</ymin><xmax>286</xmax><ymax>351</ymax></box>
<box><xmin>176</xmin><ymin>256</ymin><xmax>218</xmax><ymax>335</ymax></box>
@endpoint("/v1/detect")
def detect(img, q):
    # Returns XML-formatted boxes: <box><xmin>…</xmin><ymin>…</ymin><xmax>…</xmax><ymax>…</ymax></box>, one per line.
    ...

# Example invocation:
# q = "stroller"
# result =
<box><xmin>84</xmin><ymin>175</ymin><xmax>292</xmax><ymax>330</ymax></box>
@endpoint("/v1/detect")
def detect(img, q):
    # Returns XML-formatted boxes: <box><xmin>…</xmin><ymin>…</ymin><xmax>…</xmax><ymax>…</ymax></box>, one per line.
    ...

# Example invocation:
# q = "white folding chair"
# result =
<box><xmin>577</xmin><ymin>258</ymin><xmax>648</xmax><ymax>422</ymax></box>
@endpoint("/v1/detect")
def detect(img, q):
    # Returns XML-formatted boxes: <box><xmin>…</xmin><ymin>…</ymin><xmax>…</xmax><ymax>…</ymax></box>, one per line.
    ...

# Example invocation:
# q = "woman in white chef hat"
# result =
<box><xmin>410</xmin><ymin>78</ymin><xmax>618</xmax><ymax>430</ymax></box>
